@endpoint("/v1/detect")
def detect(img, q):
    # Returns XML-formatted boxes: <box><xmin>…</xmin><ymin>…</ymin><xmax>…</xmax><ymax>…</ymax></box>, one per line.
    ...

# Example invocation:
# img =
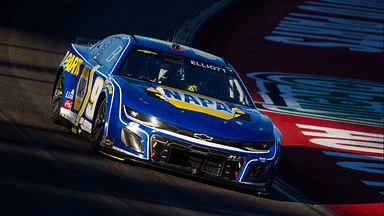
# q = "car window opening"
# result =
<box><xmin>164</xmin><ymin>53</ymin><xmax>184</xmax><ymax>64</ymax></box>
<box><xmin>117</xmin><ymin>46</ymin><xmax>252</xmax><ymax>107</ymax></box>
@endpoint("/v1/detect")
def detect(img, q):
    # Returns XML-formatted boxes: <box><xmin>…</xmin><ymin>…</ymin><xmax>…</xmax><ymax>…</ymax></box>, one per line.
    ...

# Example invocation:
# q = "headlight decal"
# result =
<box><xmin>120</xmin><ymin>127</ymin><xmax>144</xmax><ymax>153</ymax></box>
<box><xmin>124</xmin><ymin>105</ymin><xmax>165</xmax><ymax>128</ymax></box>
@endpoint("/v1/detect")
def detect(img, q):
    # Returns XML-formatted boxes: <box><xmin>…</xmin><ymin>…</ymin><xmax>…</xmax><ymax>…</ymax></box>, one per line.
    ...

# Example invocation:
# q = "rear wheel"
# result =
<box><xmin>91</xmin><ymin>98</ymin><xmax>106</xmax><ymax>152</ymax></box>
<box><xmin>50</xmin><ymin>72</ymin><xmax>64</xmax><ymax>124</ymax></box>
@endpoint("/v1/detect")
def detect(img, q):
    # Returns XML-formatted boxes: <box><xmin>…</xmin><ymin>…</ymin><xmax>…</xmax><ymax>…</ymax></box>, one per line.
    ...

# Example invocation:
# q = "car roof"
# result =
<box><xmin>116</xmin><ymin>33</ymin><xmax>229</xmax><ymax>67</ymax></box>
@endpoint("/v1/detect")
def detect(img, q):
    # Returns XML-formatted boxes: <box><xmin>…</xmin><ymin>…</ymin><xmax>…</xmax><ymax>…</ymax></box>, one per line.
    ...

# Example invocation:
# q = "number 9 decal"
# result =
<box><xmin>86</xmin><ymin>77</ymin><xmax>104</xmax><ymax>120</ymax></box>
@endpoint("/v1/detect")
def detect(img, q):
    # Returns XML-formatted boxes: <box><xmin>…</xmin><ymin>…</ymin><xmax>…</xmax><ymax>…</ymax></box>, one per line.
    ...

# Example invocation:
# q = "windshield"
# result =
<box><xmin>117</xmin><ymin>45</ymin><xmax>253</xmax><ymax>107</ymax></box>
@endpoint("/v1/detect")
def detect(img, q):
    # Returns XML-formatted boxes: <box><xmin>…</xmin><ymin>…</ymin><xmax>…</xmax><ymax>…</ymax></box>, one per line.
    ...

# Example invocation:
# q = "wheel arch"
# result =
<box><xmin>90</xmin><ymin>90</ymin><xmax>108</xmax><ymax>151</ymax></box>
<box><xmin>94</xmin><ymin>90</ymin><xmax>107</xmax><ymax>120</ymax></box>
<box><xmin>51</xmin><ymin>66</ymin><xmax>65</xmax><ymax>100</ymax></box>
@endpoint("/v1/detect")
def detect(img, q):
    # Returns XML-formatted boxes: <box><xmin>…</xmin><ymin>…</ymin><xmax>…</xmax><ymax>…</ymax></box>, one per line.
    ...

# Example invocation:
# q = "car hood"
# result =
<box><xmin>116</xmin><ymin>76</ymin><xmax>275</xmax><ymax>142</ymax></box>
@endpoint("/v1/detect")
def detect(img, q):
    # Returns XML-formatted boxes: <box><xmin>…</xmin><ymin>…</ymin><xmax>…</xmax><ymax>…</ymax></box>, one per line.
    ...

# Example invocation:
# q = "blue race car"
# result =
<box><xmin>50</xmin><ymin>33</ymin><xmax>282</xmax><ymax>195</ymax></box>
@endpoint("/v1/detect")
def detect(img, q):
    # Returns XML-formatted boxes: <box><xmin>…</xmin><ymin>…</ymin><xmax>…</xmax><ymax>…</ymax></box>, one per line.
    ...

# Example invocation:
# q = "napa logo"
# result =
<box><xmin>145</xmin><ymin>86</ymin><xmax>247</xmax><ymax>120</ymax></box>
<box><xmin>63</xmin><ymin>52</ymin><xmax>83</xmax><ymax>76</ymax></box>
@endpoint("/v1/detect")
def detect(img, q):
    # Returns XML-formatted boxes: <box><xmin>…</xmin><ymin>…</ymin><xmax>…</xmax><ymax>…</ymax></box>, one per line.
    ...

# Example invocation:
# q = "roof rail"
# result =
<box><xmin>116</xmin><ymin>32</ymin><xmax>138</xmax><ymax>43</ymax></box>
<box><xmin>221</xmin><ymin>56</ymin><xmax>228</xmax><ymax>66</ymax></box>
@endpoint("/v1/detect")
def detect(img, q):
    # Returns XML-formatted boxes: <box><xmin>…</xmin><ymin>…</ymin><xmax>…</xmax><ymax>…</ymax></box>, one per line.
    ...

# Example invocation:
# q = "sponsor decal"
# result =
<box><xmin>64</xmin><ymin>52</ymin><xmax>83</xmax><ymax>76</ymax></box>
<box><xmin>193</xmin><ymin>133</ymin><xmax>214</xmax><ymax>141</ymax></box>
<box><xmin>186</xmin><ymin>85</ymin><xmax>197</xmax><ymax>92</ymax></box>
<box><xmin>194</xmin><ymin>50</ymin><xmax>216</xmax><ymax>60</ymax></box>
<box><xmin>102</xmin><ymin>137</ymin><xmax>114</xmax><ymax>147</ymax></box>
<box><xmin>106</xmin><ymin>46</ymin><xmax>122</xmax><ymax>62</ymax></box>
<box><xmin>107</xmin><ymin>85</ymin><xmax>113</xmax><ymax>94</ymax></box>
<box><xmin>144</xmin><ymin>86</ymin><xmax>250</xmax><ymax>121</ymax></box>
<box><xmin>191</xmin><ymin>60</ymin><xmax>230</xmax><ymax>73</ymax></box>
<box><xmin>138</xmin><ymin>49</ymin><xmax>157</xmax><ymax>55</ymax></box>
<box><xmin>248</xmin><ymin>72</ymin><xmax>384</xmax><ymax>126</ymax></box>
<box><xmin>65</xmin><ymin>89</ymin><xmax>74</xmax><ymax>100</ymax></box>
<box><xmin>74</xmin><ymin>65</ymin><xmax>91</xmax><ymax>111</ymax></box>
<box><xmin>64</xmin><ymin>99</ymin><xmax>73</xmax><ymax>110</ymax></box>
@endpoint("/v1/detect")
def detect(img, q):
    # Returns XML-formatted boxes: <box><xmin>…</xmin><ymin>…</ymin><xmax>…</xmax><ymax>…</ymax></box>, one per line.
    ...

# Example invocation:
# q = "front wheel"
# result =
<box><xmin>91</xmin><ymin>98</ymin><xmax>106</xmax><ymax>152</ymax></box>
<box><xmin>50</xmin><ymin>72</ymin><xmax>64</xmax><ymax>124</ymax></box>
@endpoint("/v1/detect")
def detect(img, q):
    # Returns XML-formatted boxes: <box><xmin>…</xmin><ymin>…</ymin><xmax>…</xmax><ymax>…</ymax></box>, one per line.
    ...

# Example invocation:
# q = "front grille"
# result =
<box><xmin>165</xmin><ymin>124</ymin><xmax>273</xmax><ymax>152</ymax></box>
<box><xmin>151</xmin><ymin>134</ymin><xmax>244</xmax><ymax>181</ymax></box>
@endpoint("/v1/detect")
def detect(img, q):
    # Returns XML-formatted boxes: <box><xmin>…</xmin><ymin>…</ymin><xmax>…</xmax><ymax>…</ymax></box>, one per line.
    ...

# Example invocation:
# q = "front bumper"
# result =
<box><xmin>101</xmin><ymin>111</ymin><xmax>280</xmax><ymax>194</ymax></box>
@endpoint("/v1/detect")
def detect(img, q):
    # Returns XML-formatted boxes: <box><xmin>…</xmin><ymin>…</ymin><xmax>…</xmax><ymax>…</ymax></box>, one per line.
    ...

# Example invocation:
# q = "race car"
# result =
<box><xmin>50</xmin><ymin>33</ymin><xmax>282</xmax><ymax>195</ymax></box>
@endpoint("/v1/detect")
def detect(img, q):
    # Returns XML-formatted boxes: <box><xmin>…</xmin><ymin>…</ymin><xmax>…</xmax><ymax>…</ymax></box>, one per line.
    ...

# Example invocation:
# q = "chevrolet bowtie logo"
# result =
<box><xmin>193</xmin><ymin>133</ymin><xmax>214</xmax><ymax>141</ymax></box>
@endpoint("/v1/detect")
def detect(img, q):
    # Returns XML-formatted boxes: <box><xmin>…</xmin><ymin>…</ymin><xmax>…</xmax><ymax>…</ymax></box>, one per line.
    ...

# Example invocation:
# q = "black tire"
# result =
<box><xmin>50</xmin><ymin>72</ymin><xmax>64</xmax><ymax>124</ymax></box>
<box><xmin>91</xmin><ymin>97</ymin><xmax>106</xmax><ymax>152</ymax></box>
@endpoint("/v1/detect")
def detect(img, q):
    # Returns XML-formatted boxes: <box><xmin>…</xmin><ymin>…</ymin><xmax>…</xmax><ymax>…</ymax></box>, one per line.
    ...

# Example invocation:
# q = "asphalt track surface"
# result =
<box><xmin>0</xmin><ymin>0</ymin><xmax>337</xmax><ymax>216</ymax></box>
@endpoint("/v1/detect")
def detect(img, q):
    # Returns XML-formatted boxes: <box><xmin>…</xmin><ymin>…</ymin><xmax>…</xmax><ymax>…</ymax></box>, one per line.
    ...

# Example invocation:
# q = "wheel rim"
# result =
<box><xmin>92</xmin><ymin>99</ymin><xmax>106</xmax><ymax>143</ymax></box>
<box><xmin>50</xmin><ymin>73</ymin><xmax>64</xmax><ymax>117</ymax></box>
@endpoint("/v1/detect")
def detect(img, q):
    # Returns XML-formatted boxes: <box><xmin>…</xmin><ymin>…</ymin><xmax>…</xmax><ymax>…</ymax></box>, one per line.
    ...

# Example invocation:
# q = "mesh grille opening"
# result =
<box><xmin>151</xmin><ymin>134</ymin><xmax>244</xmax><ymax>181</ymax></box>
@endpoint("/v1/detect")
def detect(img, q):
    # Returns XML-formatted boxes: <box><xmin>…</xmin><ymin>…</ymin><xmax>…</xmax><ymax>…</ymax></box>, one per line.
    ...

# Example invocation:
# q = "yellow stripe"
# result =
<box><xmin>99</xmin><ymin>151</ymin><xmax>125</xmax><ymax>161</ymax></box>
<box><xmin>77</xmin><ymin>65</ymin><xmax>101</xmax><ymax>123</ymax></box>
<box><xmin>146</xmin><ymin>87</ymin><xmax>158</xmax><ymax>92</ymax></box>
<box><xmin>168</xmin><ymin>99</ymin><xmax>234</xmax><ymax>120</ymax></box>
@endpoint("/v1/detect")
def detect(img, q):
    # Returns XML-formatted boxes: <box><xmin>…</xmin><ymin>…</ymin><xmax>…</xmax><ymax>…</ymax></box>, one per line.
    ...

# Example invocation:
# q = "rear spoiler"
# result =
<box><xmin>75</xmin><ymin>37</ymin><xmax>100</xmax><ymax>46</ymax></box>
<box><xmin>75</xmin><ymin>32</ymin><xmax>138</xmax><ymax>46</ymax></box>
